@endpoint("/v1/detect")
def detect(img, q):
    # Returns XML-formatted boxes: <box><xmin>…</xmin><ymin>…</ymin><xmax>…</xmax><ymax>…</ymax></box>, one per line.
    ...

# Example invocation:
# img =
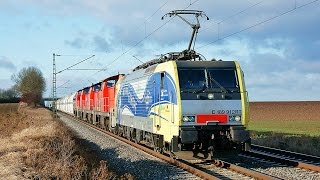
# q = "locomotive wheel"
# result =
<box><xmin>154</xmin><ymin>147</ymin><xmax>164</xmax><ymax>154</ymax></box>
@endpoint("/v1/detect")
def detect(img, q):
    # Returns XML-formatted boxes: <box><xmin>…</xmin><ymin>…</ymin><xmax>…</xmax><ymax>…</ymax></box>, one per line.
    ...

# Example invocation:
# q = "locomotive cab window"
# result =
<box><xmin>178</xmin><ymin>68</ymin><xmax>239</xmax><ymax>92</ymax></box>
<box><xmin>178</xmin><ymin>69</ymin><xmax>206</xmax><ymax>91</ymax></box>
<box><xmin>207</xmin><ymin>69</ymin><xmax>238</xmax><ymax>88</ymax></box>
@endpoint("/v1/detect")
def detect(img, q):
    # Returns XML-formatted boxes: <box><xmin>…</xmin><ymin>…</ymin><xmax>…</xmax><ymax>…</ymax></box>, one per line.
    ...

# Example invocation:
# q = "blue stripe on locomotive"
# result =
<box><xmin>117</xmin><ymin>72</ymin><xmax>177</xmax><ymax>118</ymax></box>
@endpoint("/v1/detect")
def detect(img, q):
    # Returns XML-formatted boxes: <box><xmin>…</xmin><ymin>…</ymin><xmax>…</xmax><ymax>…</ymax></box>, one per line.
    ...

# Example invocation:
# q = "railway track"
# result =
<box><xmin>242</xmin><ymin>144</ymin><xmax>320</xmax><ymax>172</ymax></box>
<box><xmin>251</xmin><ymin>144</ymin><xmax>320</xmax><ymax>165</ymax></box>
<box><xmin>57</xmin><ymin>112</ymin><xmax>320</xmax><ymax>180</ymax></box>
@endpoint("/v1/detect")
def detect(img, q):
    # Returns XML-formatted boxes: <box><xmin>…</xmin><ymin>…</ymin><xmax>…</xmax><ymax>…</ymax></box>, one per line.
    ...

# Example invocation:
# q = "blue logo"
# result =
<box><xmin>117</xmin><ymin>72</ymin><xmax>177</xmax><ymax>118</ymax></box>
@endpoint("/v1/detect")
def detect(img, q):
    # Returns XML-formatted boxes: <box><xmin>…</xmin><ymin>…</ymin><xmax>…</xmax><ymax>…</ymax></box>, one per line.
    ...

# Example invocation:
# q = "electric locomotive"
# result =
<box><xmin>113</xmin><ymin>10</ymin><xmax>250</xmax><ymax>159</ymax></box>
<box><xmin>114</xmin><ymin>49</ymin><xmax>250</xmax><ymax>159</ymax></box>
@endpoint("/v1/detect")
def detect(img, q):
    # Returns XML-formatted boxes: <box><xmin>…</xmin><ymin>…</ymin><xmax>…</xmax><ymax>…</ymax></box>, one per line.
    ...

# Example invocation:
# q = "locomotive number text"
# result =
<box><xmin>212</xmin><ymin>110</ymin><xmax>241</xmax><ymax>114</ymax></box>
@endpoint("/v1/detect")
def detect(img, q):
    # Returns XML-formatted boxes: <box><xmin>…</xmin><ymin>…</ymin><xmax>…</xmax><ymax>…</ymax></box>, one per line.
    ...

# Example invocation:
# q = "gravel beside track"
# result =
<box><xmin>58</xmin><ymin>114</ymin><xmax>200</xmax><ymax>180</ymax></box>
<box><xmin>191</xmin><ymin>162</ymin><xmax>254</xmax><ymax>180</ymax></box>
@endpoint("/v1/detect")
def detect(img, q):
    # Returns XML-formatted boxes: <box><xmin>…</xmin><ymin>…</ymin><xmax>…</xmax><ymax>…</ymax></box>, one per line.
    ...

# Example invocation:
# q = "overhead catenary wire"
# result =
<box><xmin>145</xmin><ymin>0</ymin><xmax>170</xmax><ymax>23</ymax></box>
<box><xmin>67</xmin><ymin>68</ymin><xmax>105</xmax><ymax>70</ymax></box>
<box><xmin>197</xmin><ymin>0</ymin><xmax>319</xmax><ymax>50</ymax></box>
<box><xmin>93</xmin><ymin>0</ymin><xmax>200</xmax><ymax>75</ymax></box>
<box><xmin>57</xmin><ymin>80</ymin><xmax>70</xmax><ymax>89</ymax></box>
<box><xmin>53</xmin><ymin>54</ymin><xmax>95</xmax><ymax>101</ymax></box>
<box><xmin>199</xmin><ymin>1</ymin><xmax>264</xmax><ymax>33</ymax></box>
<box><xmin>50</xmin><ymin>54</ymin><xmax>94</xmax><ymax>57</ymax></box>
<box><xmin>66</xmin><ymin>0</ymin><xmax>201</xmax><ymax>96</ymax></box>
<box><xmin>117</xmin><ymin>0</ymin><xmax>170</xmax><ymax>48</ymax></box>
<box><xmin>54</xmin><ymin>0</ymin><xmax>318</xmax><ymax>97</ymax></box>
<box><xmin>142</xmin><ymin>0</ymin><xmax>170</xmax><ymax>36</ymax></box>
<box><xmin>57</xmin><ymin>55</ymin><xmax>95</xmax><ymax>74</ymax></box>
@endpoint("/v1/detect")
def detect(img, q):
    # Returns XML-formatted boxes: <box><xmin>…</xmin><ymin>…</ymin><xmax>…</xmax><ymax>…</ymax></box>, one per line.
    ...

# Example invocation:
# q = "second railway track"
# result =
<box><xmin>250</xmin><ymin>144</ymin><xmax>320</xmax><ymax>168</ymax></box>
<box><xmin>235</xmin><ymin>144</ymin><xmax>320</xmax><ymax>173</ymax></box>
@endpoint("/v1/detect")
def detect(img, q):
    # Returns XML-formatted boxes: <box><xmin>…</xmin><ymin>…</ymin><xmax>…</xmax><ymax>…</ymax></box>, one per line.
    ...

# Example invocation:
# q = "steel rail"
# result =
<box><xmin>251</xmin><ymin>144</ymin><xmax>320</xmax><ymax>163</ymax></box>
<box><xmin>242</xmin><ymin>150</ymin><xmax>320</xmax><ymax>172</ymax></box>
<box><xmin>58</xmin><ymin>112</ymin><xmax>220</xmax><ymax>180</ymax></box>
<box><xmin>211</xmin><ymin>160</ymin><xmax>279</xmax><ymax>180</ymax></box>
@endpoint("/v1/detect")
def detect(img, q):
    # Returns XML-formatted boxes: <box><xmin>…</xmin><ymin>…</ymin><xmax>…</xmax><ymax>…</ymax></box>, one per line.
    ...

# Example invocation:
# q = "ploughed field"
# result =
<box><xmin>249</xmin><ymin>101</ymin><xmax>320</xmax><ymax>156</ymax></box>
<box><xmin>249</xmin><ymin>101</ymin><xmax>320</xmax><ymax>136</ymax></box>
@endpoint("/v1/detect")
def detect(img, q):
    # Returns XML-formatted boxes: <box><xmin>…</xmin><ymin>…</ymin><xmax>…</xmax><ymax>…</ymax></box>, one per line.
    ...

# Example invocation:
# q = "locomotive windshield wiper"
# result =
<box><xmin>192</xmin><ymin>86</ymin><xmax>207</xmax><ymax>94</ymax></box>
<box><xmin>209</xmin><ymin>77</ymin><xmax>228</xmax><ymax>93</ymax></box>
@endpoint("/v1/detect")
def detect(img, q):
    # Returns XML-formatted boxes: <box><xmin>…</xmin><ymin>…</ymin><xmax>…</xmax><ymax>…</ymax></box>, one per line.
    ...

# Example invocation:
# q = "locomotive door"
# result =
<box><xmin>156</xmin><ymin>72</ymin><xmax>167</xmax><ymax>129</ymax></box>
<box><xmin>152</xmin><ymin>73</ymin><xmax>162</xmax><ymax>129</ymax></box>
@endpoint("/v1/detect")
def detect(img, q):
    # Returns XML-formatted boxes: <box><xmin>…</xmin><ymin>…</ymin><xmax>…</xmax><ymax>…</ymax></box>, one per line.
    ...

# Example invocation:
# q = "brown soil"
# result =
<box><xmin>250</xmin><ymin>101</ymin><xmax>320</xmax><ymax>121</ymax></box>
<box><xmin>249</xmin><ymin>101</ymin><xmax>320</xmax><ymax>156</ymax></box>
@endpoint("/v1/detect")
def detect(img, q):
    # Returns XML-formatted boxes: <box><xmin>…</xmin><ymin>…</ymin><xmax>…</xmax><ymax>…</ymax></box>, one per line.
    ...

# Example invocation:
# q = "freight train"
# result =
<box><xmin>56</xmin><ymin>50</ymin><xmax>250</xmax><ymax>159</ymax></box>
<box><xmin>57</xmin><ymin>10</ymin><xmax>250</xmax><ymax>159</ymax></box>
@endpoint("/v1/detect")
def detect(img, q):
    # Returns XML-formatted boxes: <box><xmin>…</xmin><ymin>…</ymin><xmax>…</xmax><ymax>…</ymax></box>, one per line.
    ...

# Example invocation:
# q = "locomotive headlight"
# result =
<box><xmin>235</xmin><ymin>116</ymin><xmax>241</xmax><ymax>121</ymax></box>
<box><xmin>183</xmin><ymin>116</ymin><xmax>189</xmax><ymax>122</ymax></box>
<box><xmin>182</xmin><ymin>116</ymin><xmax>195</xmax><ymax>122</ymax></box>
<box><xmin>208</xmin><ymin>93</ymin><xmax>214</xmax><ymax>99</ymax></box>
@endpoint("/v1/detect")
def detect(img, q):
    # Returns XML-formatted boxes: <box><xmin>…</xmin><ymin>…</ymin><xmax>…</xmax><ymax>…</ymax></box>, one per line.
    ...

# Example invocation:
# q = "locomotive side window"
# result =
<box><xmin>106</xmin><ymin>80</ymin><xmax>116</xmax><ymax>87</ymax></box>
<box><xmin>93</xmin><ymin>84</ymin><xmax>101</xmax><ymax>91</ymax></box>
<box><xmin>160</xmin><ymin>72</ymin><xmax>165</xmax><ymax>89</ymax></box>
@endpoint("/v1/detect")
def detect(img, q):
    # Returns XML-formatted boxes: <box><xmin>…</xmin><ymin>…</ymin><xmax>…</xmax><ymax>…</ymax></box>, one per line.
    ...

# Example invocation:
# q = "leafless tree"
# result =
<box><xmin>12</xmin><ymin>67</ymin><xmax>46</xmax><ymax>106</ymax></box>
<box><xmin>0</xmin><ymin>86</ymin><xmax>19</xmax><ymax>103</ymax></box>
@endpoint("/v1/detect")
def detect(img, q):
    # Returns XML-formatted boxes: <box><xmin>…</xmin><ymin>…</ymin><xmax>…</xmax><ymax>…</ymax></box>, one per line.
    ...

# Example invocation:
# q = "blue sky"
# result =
<box><xmin>0</xmin><ymin>0</ymin><xmax>319</xmax><ymax>101</ymax></box>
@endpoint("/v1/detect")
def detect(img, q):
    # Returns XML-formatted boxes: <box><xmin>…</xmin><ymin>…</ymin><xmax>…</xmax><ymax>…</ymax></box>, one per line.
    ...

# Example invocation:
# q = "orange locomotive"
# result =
<box><xmin>74</xmin><ymin>74</ymin><xmax>124</xmax><ymax>129</ymax></box>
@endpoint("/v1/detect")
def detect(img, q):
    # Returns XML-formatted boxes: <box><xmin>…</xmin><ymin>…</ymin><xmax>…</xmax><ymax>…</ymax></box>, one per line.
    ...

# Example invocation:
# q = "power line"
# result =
<box><xmin>94</xmin><ymin>0</ymin><xmax>200</xmax><ymax>74</ymax></box>
<box><xmin>145</xmin><ymin>0</ymin><xmax>169</xmax><ymax>23</ymax></box>
<box><xmin>197</xmin><ymin>0</ymin><xmax>319</xmax><ymax>49</ymax></box>
<box><xmin>57</xmin><ymin>55</ymin><xmax>95</xmax><ymax>74</ymax></box>
<box><xmin>119</xmin><ymin>1</ymin><xmax>170</xmax><ymax>50</ymax></box>
<box><xmin>57</xmin><ymin>0</ymin><xmax>201</xmax><ymax>97</ymax></box>
<box><xmin>53</xmin><ymin>54</ymin><xmax>95</xmax><ymax>113</ymax></box>
<box><xmin>57</xmin><ymin>80</ymin><xmax>70</xmax><ymax>89</ymax></box>
<box><xmin>51</xmin><ymin>54</ymin><xmax>94</xmax><ymax>57</ymax></box>
<box><xmin>142</xmin><ymin>0</ymin><xmax>170</xmax><ymax>36</ymax></box>
<box><xmin>199</xmin><ymin>1</ymin><xmax>264</xmax><ymax>33</ymax></box>
<box><xmin>132</xmin><ymin>55</ymin><xmax>144</xmax><ymax>63</ymax></box>
<box><xmin>67</xmin><ymin>68</ymin><xmax>105</xmax><ymax>70</ymax></box>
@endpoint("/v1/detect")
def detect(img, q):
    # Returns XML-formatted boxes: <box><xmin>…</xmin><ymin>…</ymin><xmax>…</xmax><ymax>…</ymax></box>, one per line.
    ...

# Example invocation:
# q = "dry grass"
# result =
<box><xmin>249</xmin><ymin>101</ymin><xmax>320</xmax><ymax>156</ymax></box>
<box><xmin>0</xmin><ymin>104</ymin><xmax>134</xmax><ymax>179</ymax></box>
<box><xmin>0</xmin><ymin>103</ymin><xmax>19</xmax><ymax>113</ymax></box>
<box><xmin>251</xmin><ymin>132</ymin><xmax>320</xmax><ymax>156</ymax></box>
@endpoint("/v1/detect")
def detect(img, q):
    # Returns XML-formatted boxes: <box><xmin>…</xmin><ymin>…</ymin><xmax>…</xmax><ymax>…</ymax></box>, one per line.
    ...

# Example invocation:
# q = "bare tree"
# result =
<box><xmin>12</xmin><ymin>67</ymin><xmax>46</xmax><ymax>106</ymax></box>
<box><xmin>0</xmin><ymin>87</ymin><xmax>19</xmax><ymax>103</ymax></box>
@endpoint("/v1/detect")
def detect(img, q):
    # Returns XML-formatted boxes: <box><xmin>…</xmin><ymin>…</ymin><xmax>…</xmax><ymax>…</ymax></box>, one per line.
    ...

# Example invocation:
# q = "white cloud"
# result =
<box><xmin>0</xmin><ymin>56</ymin><xmax>16</xmax><ymax>71</ymax></box>
<box><xmin>1</xmin><ymin>0</ymin><xmax>319</xmax><ymax>100</ymax></box>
